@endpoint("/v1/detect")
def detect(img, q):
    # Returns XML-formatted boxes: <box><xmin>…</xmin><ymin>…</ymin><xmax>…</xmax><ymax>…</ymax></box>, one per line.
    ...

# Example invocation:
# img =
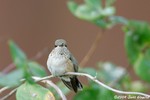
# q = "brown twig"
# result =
<box><xmin>0</xmin><ymin>88</ymin><xmax>17</xmax><ymax>100</ymax></box>
<box><xmin>31</xmin><ymin>47</ymin><xmax>49</xmax><ymax>61</ymax></box>
<box><xmin>0</xmin><ymin>87</ymin><xmax>9</xmax><ymax>94</ymax></box>
<box><xmin>79</xmin><ymin>30</ymin><xmax>104</xmax><ymax>67</ymax></box>
<box><xmin>1</xmin><ymin>63</ymin><xmax>15</xmax><ymax>74</ymax></box>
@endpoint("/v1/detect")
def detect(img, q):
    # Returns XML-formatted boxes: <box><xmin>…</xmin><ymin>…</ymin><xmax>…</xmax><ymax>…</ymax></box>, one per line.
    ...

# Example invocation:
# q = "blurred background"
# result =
<box><xmin>0</xmin><ymin>0</ymin><xmax>150</xmax><ymax>99</ymax></box>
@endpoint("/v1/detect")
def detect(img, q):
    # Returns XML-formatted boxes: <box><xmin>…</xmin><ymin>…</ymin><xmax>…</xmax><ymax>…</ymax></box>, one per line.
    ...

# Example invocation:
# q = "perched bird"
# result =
<box><xmin>47</xmin><ymin>39</ymin><xmax>83</xmax><ymax>92</ymax></box>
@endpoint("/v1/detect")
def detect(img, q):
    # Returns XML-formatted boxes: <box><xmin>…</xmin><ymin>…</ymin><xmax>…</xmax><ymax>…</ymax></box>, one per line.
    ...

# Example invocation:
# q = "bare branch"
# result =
<box><xmin>0</xmin><ymin>75</ymin><xmax>55</xmax><ymax>100</ymax></box>
<box><xmin>0</xmin><ymin>88</ymin><xmax>17</xmax><ymax>100</ymax></box>
<box><xmin>80</xmin><ymin>31</ymin><xmax>103</xmax><ymax>67</ymax></box>
<box><xmin>33</xmin><ymin>75</ymin><xmax>54</xmax><ymax>82</ymax></box>
<box><xmin>31</xmin><ymin>47</ymin><xmax>49</xmax><ymax>60</ymax></box>
<box><xmin>42</xmin><ymin>80</ymin><xmax>67</xmax><ymax>100</ymax></box>
<box><xmin>65</xmin><ymin>72</ymin><xmax>150</xmax><ymax>97</ymax></box>
<box><xmin>1</xmin><ymin>63</ymin><xmax>15</xmax><ymax>74</ymax></box>
<box><xmin>1</xmin><ymin>72</ymin><xmax>150</xmax><ymax>100</ymax></box>
<box><xmin>0</xmin><ymin>87</ymin><xmax>9</xmax><ymax>94</ymax></box>
<box><xmin>34</xmin><ymin>72</ymin><xmax>150</xmax><ymax>97</ymax></box>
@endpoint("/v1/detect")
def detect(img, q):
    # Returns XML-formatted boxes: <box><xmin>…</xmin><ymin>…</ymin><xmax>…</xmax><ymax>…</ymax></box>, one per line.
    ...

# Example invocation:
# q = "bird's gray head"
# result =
<box><xmin>55</xmin><ymin>39</ymin><xmax>67</xmax><ymax>47</ymax></box>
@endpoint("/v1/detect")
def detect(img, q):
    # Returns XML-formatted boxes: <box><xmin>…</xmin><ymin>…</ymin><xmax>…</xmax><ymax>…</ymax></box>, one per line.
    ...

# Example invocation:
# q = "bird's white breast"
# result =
<box><xmin>47</xmin><ymin>52</ymin><xmax>68</xmax><ymax>76</ymax></box>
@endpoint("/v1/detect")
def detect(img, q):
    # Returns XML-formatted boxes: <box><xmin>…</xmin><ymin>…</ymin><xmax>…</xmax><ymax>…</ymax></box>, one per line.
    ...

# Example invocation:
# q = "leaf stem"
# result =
<box><xmin>80</xmin><ymin>30</ymin><xmax>104</xmax><ymax>67</ymax></box>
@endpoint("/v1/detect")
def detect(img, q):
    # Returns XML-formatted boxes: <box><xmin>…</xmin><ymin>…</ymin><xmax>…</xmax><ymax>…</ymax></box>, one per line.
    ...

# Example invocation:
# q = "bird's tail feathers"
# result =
<box><xmin>61</xmin><ymin>77</ymin><xmax>83</xmax><ymax>93</ymax></box>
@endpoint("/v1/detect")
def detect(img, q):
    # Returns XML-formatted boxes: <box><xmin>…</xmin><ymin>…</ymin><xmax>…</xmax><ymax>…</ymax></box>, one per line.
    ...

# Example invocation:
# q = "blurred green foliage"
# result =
<box><xmin>67</xmin><ymin>0</ymin><xmax>127</xmax><ymax>28</ymax></box>
<box><xmin>16</xmin><ymin>82</ymin><xmax>54</xmax><ymax>100</ymax></box>
<box><xmin>0</xmin><ymin>0</ymin><xmax>150</xmax><ymax>100</ymax></box>
<box><xmin>74</xmin><ymin>82</ymin><xmax>116</xmax><ymax>100</ymax></box>
<box><xmin>0</xmin><ymin>41</ymin><xmax>47</xmax><ymax>89</ymax></box>
<box><xmin>67</xmin><ymin>0</ymin><xmax>150</xmax><ymax>99</ymax></box>
<box><xmin>0</xmin><ymin>69</ymin><xmax>24</xmax><ymax>87</ymax></box>
<box><xmin>124</xmin><ymin>21</ymin><xmax>150</xmax><ymax>82</ymax></box>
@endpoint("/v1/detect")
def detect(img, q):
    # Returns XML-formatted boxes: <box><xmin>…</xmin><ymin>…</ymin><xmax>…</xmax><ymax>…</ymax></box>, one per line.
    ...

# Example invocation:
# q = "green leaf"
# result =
<box><xmin>124</xmin><ymin>21</ymin><xmax>150</xmax><ymax>64</ymax></box>
<box><xmin>125</xmin><ymin>32</ymin><xmax>140</xmax><ymax>64</ymax></box>
<box><xmin>67</xmin><ymin>0</ymin><xmax>103</xmax><ymax>21</ymax></box>
<box><xmin>74</xmin><ymin>86</ymin><xmax>100</xmax><ymax>100</ymax></box>
<box><xmin>74</xmin><ymin>82</ymin><xmax>116</xmax><ymax>100</ymax></box>
<box><xmin>97</xmin><ymin>62</ymin><xmax>126</xmax><ymax>83</ymax></box>
<box><xmin>67</xmin><ymin>0</ymin><xmax>117</xmax><ymax>29</ymax></box>
<box><xmin>9</xmin><ymin>40</ymin><xmax>27</xmax><ymax>69</ymax></box>
<box><xmin>92</xmin><ymin>8</ymin><xmax>116</xmax><ymax>29</ymax></box>
<box><xmin>109</xmin><ymin>16</ymin><xmax>128</xmax><ymax>25</ymax></box>
<box><xmin>28</xmin><ymin>61</ymin><xmax>47</xmax><ymax>77</ymax></box>
<box><xmin>93</xmin><ymin>19</ymin><xmax>109</xmax><ymax>28</ymax></box>
<box><xmin>84</xmin><ymin>0</ymin><xmax>101</xmax><ymax>8</ymax></box>
<box><xmin>124</xmin><ymin>21</ymin><xmax>150</xmax><ymax>82</ymax></box>
<box><xmin>67</xmin><ymin>1</ymin><xmax>78</xmax><ymax>14</ymax></box>
<box><xmin>0</xmin><ymin>69</ymin><xmax>24</xmax><ymax>87</ymax></box>
<box><xmin>134</xmin><ymin>50</ymin><xmax>150</xmax><ymax>82</ymax></box>
<box><xmin>101</xmin><ymin>7</ymin><xmax>115</xmax><ymax>16</ymax></box>
<box><xmin>16</xmin><ymin>82</ymin><xmax>55</xmax><ymax>100</ymax></box>
<box><xmin>8</xmin><ymin>40</ymin><xmax>35</xmax><ymax>83</ymax></box>
<box><xmin>75</xmin><ymin>4</ymin><xmax>102</xmax><ymax>21</ymax></box>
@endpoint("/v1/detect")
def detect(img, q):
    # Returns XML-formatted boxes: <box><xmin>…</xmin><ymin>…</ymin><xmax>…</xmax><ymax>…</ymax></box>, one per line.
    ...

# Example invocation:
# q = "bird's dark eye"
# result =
<box><xmin>55</xmin><ymin>45</ymin><xmax>57</xmax><ymax>47</ymax></box>
<box><xmin>65</xmin><ymin>45</ymin><xmax>67</xmax><ymax>47</ymax></box>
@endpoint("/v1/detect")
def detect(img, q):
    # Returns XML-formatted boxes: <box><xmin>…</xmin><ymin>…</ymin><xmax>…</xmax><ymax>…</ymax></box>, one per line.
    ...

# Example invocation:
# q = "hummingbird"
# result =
<box><xmin>47</xmin><ymin>39</ymin><xmax>83</xmax><ymax>92</ymax></box>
